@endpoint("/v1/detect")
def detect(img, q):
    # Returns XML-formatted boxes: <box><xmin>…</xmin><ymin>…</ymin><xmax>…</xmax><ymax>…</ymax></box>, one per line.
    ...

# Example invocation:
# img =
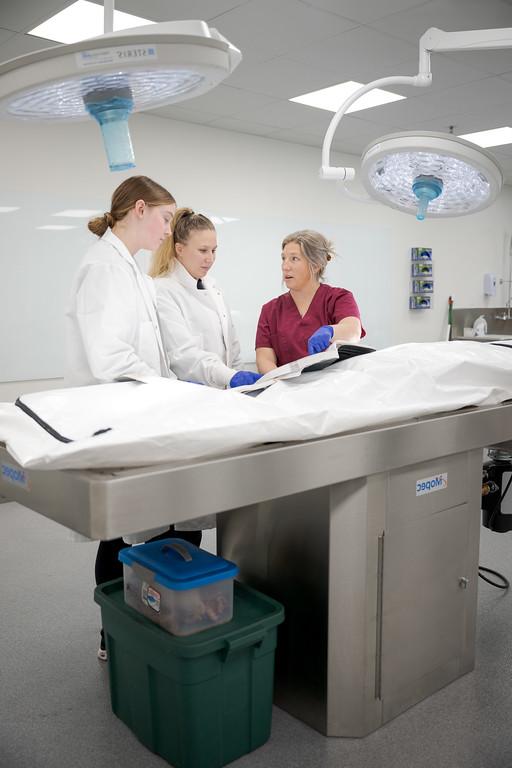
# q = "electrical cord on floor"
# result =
<box><xmin>479</xmin><ymin>471</ymin><xmax>512</xmax><ymax>590</ymax></box>
<box><xmin>478</xmin><ymin>566</ymin><xmax>510</xmax><ymax>590</ymax></box>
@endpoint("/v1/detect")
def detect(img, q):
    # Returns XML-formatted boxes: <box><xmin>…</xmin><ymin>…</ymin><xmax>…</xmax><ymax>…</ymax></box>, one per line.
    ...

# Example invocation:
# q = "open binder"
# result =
<box><xmin>237</xmin><ymin>341</ymin><xmax>375</xmax><ymax>393</ymax></box>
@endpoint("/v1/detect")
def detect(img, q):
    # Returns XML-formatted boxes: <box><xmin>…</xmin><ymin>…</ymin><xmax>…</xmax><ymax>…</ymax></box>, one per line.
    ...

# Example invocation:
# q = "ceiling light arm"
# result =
<box><xmin>320</xmin><ymin>74</ymin><xmax>429</xmax><ymax>181</ymax></box>
<box><xmin>419</xmin><ymin>26</ymin><xmax>512</xmax><ymax>62</ymax></box>
<box><xmin>104</xmin><ymin>0</ymin><xmax>114</xmax><ymax>34</ymax></box>
<box><xmin>321</xmin><ymin>25</ymin><xmax>512</xmax><ymax>184</ymax></box>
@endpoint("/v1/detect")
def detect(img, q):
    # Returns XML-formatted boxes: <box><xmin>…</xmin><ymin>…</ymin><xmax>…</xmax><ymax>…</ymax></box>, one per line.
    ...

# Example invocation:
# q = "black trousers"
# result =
<box><xmin>94</xmin><ymin>526</ymin><xmax>203</xmax><ymax>586</ymax></box>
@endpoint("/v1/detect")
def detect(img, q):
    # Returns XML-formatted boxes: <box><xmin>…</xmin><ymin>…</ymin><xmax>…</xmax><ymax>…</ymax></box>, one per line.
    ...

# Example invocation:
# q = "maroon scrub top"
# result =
<box><xmin>255</xmin><ymin>283</ymin><xmax>364</xmax><ymax>366</ymax></box>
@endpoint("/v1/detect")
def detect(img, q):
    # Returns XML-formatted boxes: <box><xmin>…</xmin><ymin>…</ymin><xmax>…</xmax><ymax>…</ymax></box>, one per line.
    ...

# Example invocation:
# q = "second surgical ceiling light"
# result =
<box><xmin>320</xmin><ymin>26</ymin><xmax>512</xmax><ymax>220</ymax></box>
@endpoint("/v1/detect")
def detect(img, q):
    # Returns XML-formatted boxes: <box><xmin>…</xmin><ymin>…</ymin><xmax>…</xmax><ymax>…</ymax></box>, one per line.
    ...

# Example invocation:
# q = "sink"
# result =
<box><xmin>454</xmin><ymin>334</ymin><xmax>512</xmax><ymax>341</ymax></box>
<box><xmin>477</xmin><ymin>334</ymin><xmax>512</xmax><ymax>340</ymax></box>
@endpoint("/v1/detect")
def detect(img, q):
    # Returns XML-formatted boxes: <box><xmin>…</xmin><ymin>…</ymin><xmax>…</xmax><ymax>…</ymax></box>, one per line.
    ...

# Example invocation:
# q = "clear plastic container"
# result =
<box><xmin>119</xmin><ymin>539</ymin><xmax>238</xmax><ymax>637</ymax></box>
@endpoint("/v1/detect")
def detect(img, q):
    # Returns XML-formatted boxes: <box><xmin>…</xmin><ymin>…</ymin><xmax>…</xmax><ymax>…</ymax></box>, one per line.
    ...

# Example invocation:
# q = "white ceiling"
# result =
<box><xmin>3</xmin><ymin>0</ymin><xmax>512</xmax><ymax>180</ymax></box>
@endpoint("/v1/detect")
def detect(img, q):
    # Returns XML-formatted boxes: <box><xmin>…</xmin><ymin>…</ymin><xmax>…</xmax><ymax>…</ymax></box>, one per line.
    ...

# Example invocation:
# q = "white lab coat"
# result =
<box><xmin>66</xmin><ymin>228</ymin><xmax>175</xmax><ymax>542</ymax></box>
<box><xmin>154</xmin><ymin>260</ymin><xmax>242</xmax><ymax>388</ymax></box>
<box><xmin>66</xmin><ymin>229</ymin><xmax>174</xmax><ymax>386</ymax></box>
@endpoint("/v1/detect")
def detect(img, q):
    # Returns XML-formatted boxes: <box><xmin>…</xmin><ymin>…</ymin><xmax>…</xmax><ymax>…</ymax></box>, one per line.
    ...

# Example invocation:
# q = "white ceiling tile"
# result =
<box><xmin>442</xmin><ymin>50</ymin><xmax>512</xmax><ymax>76</ymax></box>
<box><xmin>418</xmin><ymin>104</ymin><xmax>512</xmax><ymax>136</ymax></box>
<box><xmin>204</xmin><ymin>0</ymin><xmax>357</xmax><ymax>64</ymax></box>
<box><xmin>88</xmin><ymin>0</ymin><xmax>250</xmax><ymax>23</ymax></box>
<box><xmin>0</xmin><ymin>27</ymin><xmax>16</xmax><ymax>44</ymax></box>
<box><xmin>286</xmin><ymin>26</ymin><xmax>419</xmax><ymax>83</ymax></box>
<box><xmin>417</xmin><ymin>76</ymin><xmax>512</xmax><ymax>117</ymax></box>
<box><xmin>174</xmin><ymin>84</ymin><xmax>278</xmax><ymax>118</ymax></box>
<box><xmin>352</xmin><ymin>92</ymin><xmax>441</xmax><ymax>129</ymax></box>
<box><xmin>146</xmin><ymin>105</ymin><xmax>221</xmax><ymax>124</ymax></box>
<box><xmin>226</xmin><ymin>56</ymin><xmax>345</xmax><ymax>99</ymax></box>
<box><xmin>496</xmin><ymin>69</ymin><xmax>512</xmax><ymax>83</ymax></box>
<box><xmin>327</xmin><ymin>114</ymin><xmax>390</xmax><ymax>140</ymax></box>
<box><xmin>0</xmin><ymin>1</ymin><xmax>72</xmax><ymax>33</ymax></box>
<box><xmin>206</xmin><ymin>116</ymin><xmax>280</xmax><ymax>136</ymax></box>
<box><xmin>331</xmin><ymin>135</ymin><xmax>370</xmax><ymax>154</ymax></box>
<box><xmin>489</xmin><ymin>147</ymin><xmax>512</xmax><ymax>160</ymax></box>
<box><xmin>300</xmin><ymin>0</ymin><xmax>432</xmax><ymax>24</ymax></box>
<box><xmin>239</xmin><ymin>98</ymin><xmax>334</xmax><ymax>131</ymax></box>
<box><xmin>269</xmin><ymin>128</ymin><xmax>323</xmax><ymax>148</ymax></box>
<box><xmin>0</xmin><ymin>32</ymin><xmax>60</xmax><ymax>62</ymax></box>
<box><xmin>371</xmin><ymin>0</ymin><xmax>512</xmax><ymax>43</ymax></box>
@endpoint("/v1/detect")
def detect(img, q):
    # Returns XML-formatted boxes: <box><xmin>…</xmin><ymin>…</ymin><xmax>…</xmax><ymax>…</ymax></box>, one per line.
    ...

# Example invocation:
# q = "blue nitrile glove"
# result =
<box><xmin>307</xmin><ymin>325</ymin><xmax>334</xmax><ymax>355</ymax></box>
<box><xmin>229</xmin><ymin>371</ymin><xmax>263</xmax><ymax>388</ymax></box>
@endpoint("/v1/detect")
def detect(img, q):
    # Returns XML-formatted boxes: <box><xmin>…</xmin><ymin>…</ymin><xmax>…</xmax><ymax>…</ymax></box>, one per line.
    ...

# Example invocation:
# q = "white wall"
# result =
<box><xmin>1</xmin><ymin>112</ymin><xmax>511</xmax><ymax>400</ymax></box>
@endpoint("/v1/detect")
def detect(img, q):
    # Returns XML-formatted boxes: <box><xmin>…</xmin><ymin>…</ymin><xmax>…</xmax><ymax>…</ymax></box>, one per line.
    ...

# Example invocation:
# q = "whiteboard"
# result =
<box><xmin>1</xmin><ymin>197</ymin><xmax>391</xmax><ymax>382</ymax></box>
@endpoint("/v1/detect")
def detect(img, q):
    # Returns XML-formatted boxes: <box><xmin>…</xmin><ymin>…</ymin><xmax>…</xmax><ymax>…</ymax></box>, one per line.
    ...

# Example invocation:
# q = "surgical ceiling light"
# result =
<box><xmin>360</xmin><ymin>131</ymin><xmax>502</xmax><ymax>219</ymax></box>
<box><xmin>320</xmin><ymin>26</ymin><xmax>512</xmax><ymax>220</ymax></box>
<box><xmin>0</xmin><ymin>2</ymin><xmax>241</xmax><ymax>172</ymax></box>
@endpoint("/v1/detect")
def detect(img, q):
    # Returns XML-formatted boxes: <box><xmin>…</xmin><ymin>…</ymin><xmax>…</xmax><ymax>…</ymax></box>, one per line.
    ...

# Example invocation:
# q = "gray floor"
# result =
<box><xmin>2</xmin><ymin>501</ymin><xmax>512</xmax><ymax>768</ymax></box>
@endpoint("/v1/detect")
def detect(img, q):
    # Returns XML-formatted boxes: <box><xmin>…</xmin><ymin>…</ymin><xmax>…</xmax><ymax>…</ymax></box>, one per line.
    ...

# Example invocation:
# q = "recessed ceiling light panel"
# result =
<box><xmin>291</xmin><ymin>80</ymin><xmax>405</xmax><ymax>113</ymax></box>
<box><xmin>28</xmin><ymin>0</ymin><xmax>153</xmax><ymax>45</ymax></box>
<box><xmin>459</xmin><ymin>126</ymin><xmax>512</xmax><ymax>148</ymax></box>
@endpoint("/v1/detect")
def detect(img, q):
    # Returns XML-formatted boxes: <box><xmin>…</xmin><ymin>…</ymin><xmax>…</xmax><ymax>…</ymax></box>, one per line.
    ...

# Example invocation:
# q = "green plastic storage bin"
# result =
<box><xmin>94</xmin><ymin>578</ymin><xmax>284</xmax><ymax>768</ymax></box>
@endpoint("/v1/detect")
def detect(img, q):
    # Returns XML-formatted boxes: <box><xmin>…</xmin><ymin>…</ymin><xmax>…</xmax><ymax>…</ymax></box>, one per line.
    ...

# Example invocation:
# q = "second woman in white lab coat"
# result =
<box><xmin>150</xmin><ymin>208</ymin><xmax>261</xmax><ymax>388</ymax></box>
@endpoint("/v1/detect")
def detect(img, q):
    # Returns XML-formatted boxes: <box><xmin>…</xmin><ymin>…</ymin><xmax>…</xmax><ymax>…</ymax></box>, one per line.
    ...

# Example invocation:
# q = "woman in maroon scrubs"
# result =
<box><xmin>255</xmin><ymin>230</ymin><xmax>364</xmax><ymax>373</ymax></box>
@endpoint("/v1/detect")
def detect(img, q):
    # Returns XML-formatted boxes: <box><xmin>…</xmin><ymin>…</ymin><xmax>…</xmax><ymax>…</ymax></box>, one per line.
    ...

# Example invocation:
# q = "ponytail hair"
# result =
<box><xmin>88</xmin><ymin>212</ymin><xmax>115</xmax><ymax>237</ymax></box>
<box><xmin>149</xmin><ymin>207</ymin><xmax>215</xmax><ymax>278</ymax></box>
<box><xmin>88</xmin><ymin>175</ymin><xmax>175</xmax><ymax>238</ymax></box>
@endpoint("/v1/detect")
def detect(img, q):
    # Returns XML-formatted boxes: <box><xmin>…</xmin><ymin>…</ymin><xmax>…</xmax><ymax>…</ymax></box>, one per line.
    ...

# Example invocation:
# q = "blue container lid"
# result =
<box><xmin>119</xmin><ymin>538</ymin><xmax>239</xmax><ymax>591</ymax></box>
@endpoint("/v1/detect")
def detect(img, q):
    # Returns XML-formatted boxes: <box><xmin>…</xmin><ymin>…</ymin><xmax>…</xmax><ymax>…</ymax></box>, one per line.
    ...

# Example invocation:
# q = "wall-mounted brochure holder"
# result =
<box><xmin>411</xmin><ymin>247</ymin><xmax>432</xmax><ymax>261</ymax></box>
<box><xmin>409</xmin><ymin>295</ymin><xmax>432</xmax><ymax>309</ymax></box>
<box><xmin>410</xmin><ymin>247</ymin><xmax>433</xmax><ymax>309</ymax></box>
<box><xmin>412</xmin><ymin>279</ymin><xmax>434</xmax><ymax>293</ymax></box>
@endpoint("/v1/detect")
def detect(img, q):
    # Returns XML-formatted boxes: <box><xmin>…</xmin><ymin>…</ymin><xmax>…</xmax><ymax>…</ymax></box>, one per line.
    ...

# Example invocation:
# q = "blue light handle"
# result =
<box><xmin>412</xmin><ymin>175</ymin><xmax>443</xmax><ymax>221</ymax></box>
<box><xmin>85</xmin><ymin>96</ymin><xmax>136</xmax><ymax>172</ymax></box>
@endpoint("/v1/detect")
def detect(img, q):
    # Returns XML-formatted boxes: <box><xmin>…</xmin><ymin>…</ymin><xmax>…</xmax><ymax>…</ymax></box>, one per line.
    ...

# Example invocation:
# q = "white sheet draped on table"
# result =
<box><xmin>1</xmin><ymin>341</ymin><xmax>512</xmax><ymax>470</ymax></box>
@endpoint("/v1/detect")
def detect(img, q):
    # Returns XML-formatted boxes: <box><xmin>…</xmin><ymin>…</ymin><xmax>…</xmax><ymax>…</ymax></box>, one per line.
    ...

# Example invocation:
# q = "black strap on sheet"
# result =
<box><xmin>14</xmin><ymin>399</ymin><xmax>113</xmax><ymax>443</ymax></box>
<box><xmin>15</xmin><ymin>398</ymin><xmax>74</xmax><ymax>443</ymax></box>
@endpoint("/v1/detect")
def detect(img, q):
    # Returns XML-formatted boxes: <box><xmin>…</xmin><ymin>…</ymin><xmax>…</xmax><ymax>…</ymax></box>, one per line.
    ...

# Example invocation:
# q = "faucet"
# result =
<box><xmin>495</xmin><ymin>279</ymin><xmax>511</xmax><ymax>321</ymax></box>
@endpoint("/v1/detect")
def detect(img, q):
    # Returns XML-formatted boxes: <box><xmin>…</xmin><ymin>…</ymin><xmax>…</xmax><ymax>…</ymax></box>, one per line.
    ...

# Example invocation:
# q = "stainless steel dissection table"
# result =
<box><xmin>2</xmin><ymin>402</ymin><xmax>512</xmax><ymax>736</ymax></box>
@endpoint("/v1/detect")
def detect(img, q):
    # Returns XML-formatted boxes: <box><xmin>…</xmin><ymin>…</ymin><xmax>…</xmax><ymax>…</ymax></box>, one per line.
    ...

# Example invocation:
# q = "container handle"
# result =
<box><xmin>222</xmin><ymin>630</ymin><xmax>266</xmax><ymax>659</ymax></box>
<box><xmin>162</xmin><ymin>542</ymin><xmax>193</xmax><ymax>562</ymax></box>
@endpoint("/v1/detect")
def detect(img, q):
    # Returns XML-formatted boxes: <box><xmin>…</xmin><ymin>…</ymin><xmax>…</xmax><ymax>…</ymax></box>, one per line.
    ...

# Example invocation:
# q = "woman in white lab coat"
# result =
<box><xmin>149</xmin><ymin>208</ymin><xmax>261</xmax><ymax>388</ymax></box>
<box><xmin>66</xmin><ymin>176</ymin><xmax>176</xmax><ymax>386</ymax></box>
<box><xmin>66</xmin><ymin>176</ymin><xmax>201</xmax><ymax>661</ymax></box>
